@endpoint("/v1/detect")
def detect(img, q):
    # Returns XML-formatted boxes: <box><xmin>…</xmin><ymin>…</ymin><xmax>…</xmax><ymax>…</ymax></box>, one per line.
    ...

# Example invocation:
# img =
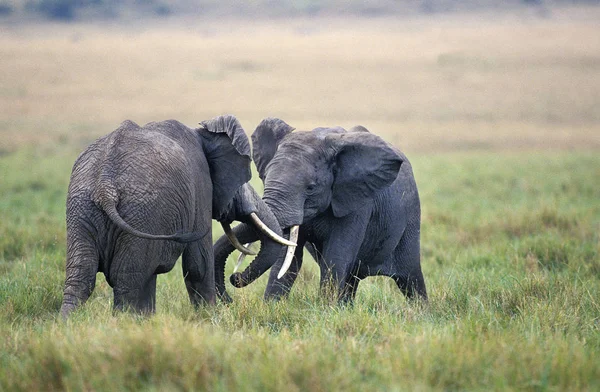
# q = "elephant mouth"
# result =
<box><xmin>226</xmin><ymin>214</ymin><xmax>298</xmax><ymax>275</ymax></box>
<box><xmin>221</xmin><ymin>212</ymin><xmax>296</xmax><ymax>256</ymax></box>
<box><xmin>227</xmin><ymin>223</ymin><xmax>300</xmax><ymax>289</ymax></box>
<box><xmin>233</xmin><ymin>224</ymin><xmax>300</xmax><ymax>281</ymax></box>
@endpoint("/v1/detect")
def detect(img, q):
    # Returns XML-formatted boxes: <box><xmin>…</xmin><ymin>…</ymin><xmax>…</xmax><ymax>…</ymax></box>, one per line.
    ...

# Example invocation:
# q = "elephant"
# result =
<box><xmin>214</xmin><ymin>118</ymin><xmax>427</xmax><ymax>303</ymax></box>
<box><xmin>60</xmin><ymin>115</ymin><xmax>292</xmax><ymax>317</ymax></box>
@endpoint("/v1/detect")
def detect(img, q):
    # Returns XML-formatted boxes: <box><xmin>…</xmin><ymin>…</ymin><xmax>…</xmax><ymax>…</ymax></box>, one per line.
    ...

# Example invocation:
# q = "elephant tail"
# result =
<box><xmin>102</xmin><ymin>202</ymin><xmax>208</xmax><ymax>243</ymax></box>
<box><xmin>93</xmin><ymin>173</ymin><xmax>207</xmax><ymax>243</ymax></box>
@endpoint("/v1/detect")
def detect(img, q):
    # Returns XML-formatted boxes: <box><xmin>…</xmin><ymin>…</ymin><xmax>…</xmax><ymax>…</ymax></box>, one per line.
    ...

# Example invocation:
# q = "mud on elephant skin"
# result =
<box><xmin>216</xmin><ymin>118</ymin><xmax>427</xmax><ymax>303</ymax></box>
<box><xmin>60</xmin><ymin>115</ymin><xmax>290</xmax><ymax>317</ymax></box>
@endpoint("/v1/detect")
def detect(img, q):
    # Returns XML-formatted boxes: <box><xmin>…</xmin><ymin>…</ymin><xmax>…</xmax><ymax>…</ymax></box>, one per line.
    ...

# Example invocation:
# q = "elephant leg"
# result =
<box><xmin>305</xmin><ymin>240</ymin><xmax>357</xmax><ymax>300</ymax></box>
<box><xmin>319</xmin><ymin>256</ymin><xmax>360</xmax><ymax>301</ymax></box>
<box><xmin>392</xmin><ymin>229</ymin><xmax>427</xmax><ymax>301</ymax></box>
<box><xmin>319</xmin><ymin>212</ymin><xmax>369</xmax><ymax>302</ymax></box>
<box><xmin>320</xmin><ymin>263</ymin><xmax>362</xmax><ymax>303</ymax></box>
<box><xmin>113</xmin><ymin>274</ymin><xmax>157</xmax><ymax>314</ymax></box>
<box><xmin>264</xmin><ymin>238</ymin><xmax>306</xmax><ymax>300</ymax></box>
<box><xmin>394</xmin><ymin>268</ymin><xmax>427</xmax><ymax>301</ymax></box>
<box><xmin>60</xmin><ymin>226</ymin><xmax>99</xmax><ymax>318</ymax></box>
<box><xmin>305</xmin><ymin>241</ymin><xmax>322</xmax><ymax>264</ymax></box>
<box><xmin>182</xmin><ymin>239</ymin><xmax>216</xmax><ymax>306</ymax></box>
<box><xmin>109</xmin><ymin>236</ymin><xmax>162</xmax><ymax>314</ymax></box>
<box><xmin>214</xmin><ymin>223</ymin><xmax>260</xmax><ymax>303</ymax></box>
<box><xmin>339</xmin><ymin>274</ymin><xmax>361</xmax><ymax>304</ymax></box>
<box><xmin>141</xmin><ymin>275</ymin><xmax>157</xmax><ymax>312</ymax></box>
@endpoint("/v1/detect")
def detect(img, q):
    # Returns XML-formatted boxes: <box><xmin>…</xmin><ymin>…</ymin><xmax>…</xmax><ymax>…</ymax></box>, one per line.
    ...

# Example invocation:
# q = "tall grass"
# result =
<box><xmin>1</xmin><ymin>10</ymin><xmax>599</xmax><ymax>391</ymax></box>
<box><xmin>0</xmin><ymin>148</ymin><xmax>598</xmax><ymax>390</ymax></box>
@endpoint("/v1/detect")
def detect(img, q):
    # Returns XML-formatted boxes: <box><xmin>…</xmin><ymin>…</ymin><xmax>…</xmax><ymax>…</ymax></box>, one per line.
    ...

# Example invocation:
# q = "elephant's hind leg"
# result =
<box><xmin>339</xmin><ymin>274</ymin><xmax>361</xmax><ymax>304</ymax></box>
<box><xmin>392</xmin><ymin>255</ymin><xmax>427</xmax><ymax>301</ymax></box>
<box><xmin>182</xmin><ymin>239</ymin><xmax>216</xmax><ymax>306</ymax></box>
<box><xmin>392</xmin><ymin>227</ymin><xmax>427</xmax><ymax>301</ymax></box>
<box><xmin>110</xmin><ymin>237</ymin><xmax>161</xmax><ymax>314</ymax></box>
<box><xmin>394</xmin><ymin>270</ymin><xmax>427</xmax><ymax>301</ymax></box>
<box><xmin>113</xmin><ymin>274</ymin><xmax>157</xmax><ymax>314</ymax></box>
<box><xmin>60</xmin><ymin>227</ymin><xmax>99</xmax><ymax>318</ymax></box>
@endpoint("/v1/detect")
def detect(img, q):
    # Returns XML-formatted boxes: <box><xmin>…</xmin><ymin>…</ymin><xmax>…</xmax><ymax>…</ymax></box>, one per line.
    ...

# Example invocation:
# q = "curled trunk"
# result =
<box><xmin>214</xmin><ymin>223</ymin><xmax>259</xmax><ymax>302</ymax></box>
<box><xmin>214</xmin><ymin>194</ymin><xmax>287</xmax><ymax>302</ymax></box>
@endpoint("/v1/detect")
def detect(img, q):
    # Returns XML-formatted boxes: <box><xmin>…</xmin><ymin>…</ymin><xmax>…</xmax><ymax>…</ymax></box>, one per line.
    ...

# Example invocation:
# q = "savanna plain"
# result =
<box><xmin>1</xmin><ymin>7</ymin><xmax>599</xmax><ymax>391</ymax></box>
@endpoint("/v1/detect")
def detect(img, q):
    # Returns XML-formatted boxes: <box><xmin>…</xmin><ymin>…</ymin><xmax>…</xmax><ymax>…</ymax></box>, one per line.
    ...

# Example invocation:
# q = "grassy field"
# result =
<box><xmin>1</xmin><ymin>7</ymin><xmax>599</xmax><ymax>391</ymax></box>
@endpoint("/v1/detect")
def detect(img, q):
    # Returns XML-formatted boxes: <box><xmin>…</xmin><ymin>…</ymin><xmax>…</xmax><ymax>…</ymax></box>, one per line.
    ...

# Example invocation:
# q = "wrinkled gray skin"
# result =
<box><xmin>215</xmin><ymin>118</ymin><xmax>427</xmax><ymax>303</ymax></box>
<box><xmin>60</xmin><ymin>115</ymin><xmax>282</xmax><ymax>317</ymax></box>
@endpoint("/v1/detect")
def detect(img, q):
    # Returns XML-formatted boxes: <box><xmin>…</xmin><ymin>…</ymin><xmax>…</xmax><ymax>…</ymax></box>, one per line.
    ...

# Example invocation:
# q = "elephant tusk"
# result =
<box><xmin>233</xmin><ymin>243</ymin><xmax>251</xmax><ymax>273</ymax></box>
<box><xmin>250</xmin><ymin>212</ymin><xmax>297</xmax><ymax>246</ymax></box>
<box><xmin>221</xmin><ymin>223</ymin><xmax>257</xmax><ymax>256</ymax></box>
<box><xmin>277</xmin><ymin>225</ymin><xmax>299</xmax><ymax>279</ymax></box>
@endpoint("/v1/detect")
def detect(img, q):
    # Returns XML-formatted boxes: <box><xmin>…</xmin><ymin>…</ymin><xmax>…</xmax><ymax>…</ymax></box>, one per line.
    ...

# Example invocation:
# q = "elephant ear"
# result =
<box><xmin>327</xmin><ymin>132</ymin><xmax>403</xmax><ymax>218</ymax></box>
<box><xmin>199</xmin><ymin>115</ymin><xmax>252</xmax><ymax>220</ymax></box>
<box><xmin>200</xmin><ymin>115</ymin><xmax>251</xmax><ymax>157</ymax></box>
<box><xmin>251</xmin><ymin>117</ymin><xmax>295</xmax><ymax>181</ymax></box>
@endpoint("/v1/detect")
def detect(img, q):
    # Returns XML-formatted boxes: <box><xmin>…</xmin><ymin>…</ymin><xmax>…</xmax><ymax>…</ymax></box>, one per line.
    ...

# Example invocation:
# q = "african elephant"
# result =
<box><xmin>60</xmin><ymin>115</ymin><xmax>292</xmax><ymax>317</ymax></box>
<box><xmin>215</xmin><ymin>118</ymin><xmax>427</xmax><ymax>303</ymax></box>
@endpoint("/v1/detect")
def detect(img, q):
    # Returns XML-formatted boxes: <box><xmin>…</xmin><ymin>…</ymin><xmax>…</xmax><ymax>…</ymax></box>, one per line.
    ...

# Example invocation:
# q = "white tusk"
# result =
<box><xmin>233</xmin><ymin>243</ymin><xmax>251</xmax><ymax>273</ymax></box>
<box><xmin>250</xmin><ymin>212</ymin><xmax>297</xmax><ymax>246</ymax></box>
<box><xmin>221</xmin><ymin>223</ymin><xmax>257</xmax><ymax>255</ymax></box>
<box><xmin>277</xmin><ymin>225</ymin><xmax>299</xmax><ymax>279</ymax></box>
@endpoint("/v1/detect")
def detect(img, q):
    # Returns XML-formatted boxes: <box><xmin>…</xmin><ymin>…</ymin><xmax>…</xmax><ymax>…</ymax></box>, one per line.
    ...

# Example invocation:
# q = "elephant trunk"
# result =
<box><xmin>214</xmin><ymin>190</ymin><xmax>288</xmax><ymax>300</ymax></box>
<box><xmin>229</xmin><ymin>239</ymin><xmax>287</xmax><ymax>289</ymax></box>
<box><xmin>231</xmin><ymin>193</ymin><xmax>306</xmax><ymax>287</ymax></box>
<box><xmin>228</xmin><ymin>203</ymin><xmax>290</xmax><ymax>290</ymax></box>
<box><xmin>214</xmin><ymin>223</ymin><xmax>259</xmax><ymax>302</ymax></box>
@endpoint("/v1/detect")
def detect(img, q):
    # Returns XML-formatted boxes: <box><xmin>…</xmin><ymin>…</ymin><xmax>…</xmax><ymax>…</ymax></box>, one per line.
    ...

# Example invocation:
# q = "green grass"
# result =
<box><xmin>0</xmin><ymin>145</ymin><xmax>598</xmax><ymax>391</ymax></box>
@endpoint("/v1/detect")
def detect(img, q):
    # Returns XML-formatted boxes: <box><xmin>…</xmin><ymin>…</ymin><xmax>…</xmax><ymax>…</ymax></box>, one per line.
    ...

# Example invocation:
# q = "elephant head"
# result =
<box><xmin>196</xmin><ymin>116</ymin><xmax>296</xmax><ymax>301</ymax></box>
<box><xmin>228</xmin><ymin>118</ymin><xmax>403</xmax><ymax>289</ymax></box>
<box><xmin>197</xmin><ymin>115</ymin><xmax>293</xmax><ymax>252</ymax></box>
<box><xmin>197</xmin><ymin>115</ymin><xmax>252</xmax><ymax>222</ymax></box>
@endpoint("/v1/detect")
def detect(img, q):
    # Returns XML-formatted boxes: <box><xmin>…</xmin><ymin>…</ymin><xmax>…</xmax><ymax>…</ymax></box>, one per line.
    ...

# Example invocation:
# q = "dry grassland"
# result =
<box><xmin>1</xmin><ymin>7</ymin><xmax>599</xmax><ymax>153</ymax></box>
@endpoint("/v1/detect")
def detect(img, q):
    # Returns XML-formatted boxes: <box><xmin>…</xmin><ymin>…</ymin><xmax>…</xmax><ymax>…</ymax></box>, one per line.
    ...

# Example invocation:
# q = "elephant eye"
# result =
<box><xmin>306</xmin><ymin>182</ymin><xmax>317</xmax><ymax>192</ymax></box>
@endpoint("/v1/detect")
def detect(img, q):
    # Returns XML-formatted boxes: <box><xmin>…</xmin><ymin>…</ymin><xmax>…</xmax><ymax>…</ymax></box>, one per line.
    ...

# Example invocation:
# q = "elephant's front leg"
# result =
<box><xmin>182</xmin><ymin>236</ymin><xmax>216</xmax><ymax>306</ymax></box>
<box><xmin>264</xmin><ymin>234</ymin><xmax>307</xmax><ymax>300</ymax></box>
<box><xmin>319</xmin><ymin>211</ymin><xmax>370</xmax><ymax>302</ymax></box>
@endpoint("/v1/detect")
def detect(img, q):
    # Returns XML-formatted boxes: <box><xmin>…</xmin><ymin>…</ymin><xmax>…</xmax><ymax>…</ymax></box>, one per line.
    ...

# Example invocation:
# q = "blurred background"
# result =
<box><xmin>1</xmin><ymin>0</ymin><xmax>599</xmax><ymax>155</ymax></box>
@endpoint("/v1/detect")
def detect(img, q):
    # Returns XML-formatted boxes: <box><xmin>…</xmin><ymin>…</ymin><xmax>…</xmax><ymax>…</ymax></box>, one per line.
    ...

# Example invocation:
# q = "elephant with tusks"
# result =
<box><xmin>215</xmin><ymin>118</ymin><xmax>427</xmax><ymax>304</ymax></box>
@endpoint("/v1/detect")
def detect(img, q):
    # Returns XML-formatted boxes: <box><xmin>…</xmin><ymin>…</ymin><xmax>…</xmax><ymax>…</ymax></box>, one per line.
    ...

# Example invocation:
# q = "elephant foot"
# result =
<box><xmin>59</xmin><ymin>292</ymin><xmax>89</xmax><ymax>319</ymax></box>
<box><xmin>217</xmin><ymin>290</ymin><xmax>233</xmax><ymax>304</ymax></box>
<box><xmin>59</xmin><ymin>302</ymin><xmax>77</xmax><ymax>319</ymax></box>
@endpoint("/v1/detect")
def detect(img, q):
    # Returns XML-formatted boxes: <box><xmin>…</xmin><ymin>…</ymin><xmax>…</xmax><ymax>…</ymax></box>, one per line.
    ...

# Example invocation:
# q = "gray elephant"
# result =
<box><xmin>60</xmin><ymin>115</ymin><xmax>292</xmax><ymax>317</ymax></box>
<box><xmin>215</xmin><ymin>118</ymin><xmax>427</xmax><ymax>303</ymax></box>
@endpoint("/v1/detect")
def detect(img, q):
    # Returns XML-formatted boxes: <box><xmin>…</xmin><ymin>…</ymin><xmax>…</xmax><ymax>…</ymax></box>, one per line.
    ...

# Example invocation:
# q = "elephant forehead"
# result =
<box><xmin>272</xmin><ymin>147</ymin><xmax>324</xmax><ymax>174</ymax></box>
<box><xmin>277</xmin><ymin>133</ymin><xmax>328</xmax><ymax>160</ymax></box>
